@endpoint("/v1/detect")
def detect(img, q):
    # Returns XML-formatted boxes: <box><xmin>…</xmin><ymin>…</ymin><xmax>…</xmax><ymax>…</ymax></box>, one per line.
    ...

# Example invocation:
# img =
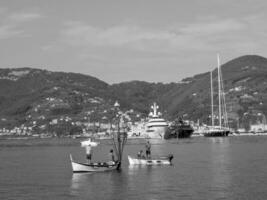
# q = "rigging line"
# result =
<box><xmin>219</xmin><ymin>66</ymin><xmax>229</xmax><ymax>128</ymax></box>
<box><xmin>121</xmin><ymin>134</ymin><xmax>128</xmax><ymax>157</ymax></box>
<box><xmin>112</xmin><ymin>134</ymin><xmax>119</xmax><ymax>159</ymax></box>
<box><xmin>211</xmin><ymin>71</ymin><xmax>214</xmax><ymax>127</ymax></box>
<box><xmin>217</xmin><ymin>54</ymin><xmax>222</xmax><ymax>128</ymax></box>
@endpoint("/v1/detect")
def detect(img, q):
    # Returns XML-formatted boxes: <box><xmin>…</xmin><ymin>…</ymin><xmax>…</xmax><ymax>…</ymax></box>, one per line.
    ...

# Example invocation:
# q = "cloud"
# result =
<box><xmin>61</xmin><ymin>17</ymin><xmax>250</xmax><ymax>53</ymax></box>
<box><xmin>8</xmin><ymin>13</ymin><xmax>42</xmax><ymax>23</ymax></box>
<box><xmin>0</xmin><ymin>25</ymin><xmax>23</xmax><ymax>40</ymax></box>
<box><xmin>62</xmin><ymin>21</ymin><xmax>174</xmax><ymax>47</ymax></box>
<box><xmin>58</xmin><ymin>14</ymin><xmax>267</xmax><ymax>71</ymax></box>
<box><xmin>0</xmin><ymin>11</ymin><xmax>43</xmax><ymax>40</ymax></box>
<box><xmin>178</xmin><ymin>19</ymin><xmax>245</xmax><ymax>35</ymax></box>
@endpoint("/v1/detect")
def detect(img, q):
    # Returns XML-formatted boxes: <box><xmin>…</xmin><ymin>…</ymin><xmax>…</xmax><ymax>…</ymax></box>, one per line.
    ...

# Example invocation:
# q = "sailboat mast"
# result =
<box><xmin>210</xmin><ymin>71</ymin><xmax>214</xmax><ymax>127</ymax></box>
<box><xmin>217</xmin><ymin>54</ymin><xmax>222</xmax><ymax>128</ymax></box>
<box><xmin>113</xmin><ymin>101</ymin><xmax>127</xmax><ymax>170</ymax></box>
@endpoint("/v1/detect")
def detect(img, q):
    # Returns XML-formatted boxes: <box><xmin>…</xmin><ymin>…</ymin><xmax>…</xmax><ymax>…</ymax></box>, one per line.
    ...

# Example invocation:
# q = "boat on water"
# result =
<box><xmin>145</xmin><ymin>102</ymin><xmax>168</xmax><ymax>139</ymax></box>
<box><xmin>202</xmin><ymin>126</ymin><xmax>229</xmax><ymax>137</ymax></box>
<box><xmin>70</xmin><ymin>154</ymin><xmax>118</xmax><ymax>173</ymax></box>
<box><xmin>204</xmin><ymin>54</ymin><xmax>230</xmax><ymax>137</ymax></box>
<box><xmin>128</xmin><ymin>155</ymin><xmax>173</xmax><ymax>165</ymax></box>
<box><xmin>164</xmin><ymin>118</ymin><xmax>194</xmax><ymax>139</ymax></box>
<box><xmin>70</xmin><ymin>101</ymin><xmax>128</xmax><ymax>173</ymax></box>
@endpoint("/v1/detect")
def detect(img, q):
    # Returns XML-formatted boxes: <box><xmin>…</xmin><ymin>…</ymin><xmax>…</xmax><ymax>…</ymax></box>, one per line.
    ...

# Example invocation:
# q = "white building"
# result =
<box><xmin>250</xmin><ymin>124</ymin><xmax>266</xmax><ymax>132</ymax></box>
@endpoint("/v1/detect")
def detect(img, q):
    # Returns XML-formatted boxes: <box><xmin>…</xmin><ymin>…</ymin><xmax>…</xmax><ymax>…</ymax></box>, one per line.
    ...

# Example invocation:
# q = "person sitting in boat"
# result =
<box><xmin>145</xmin><ymin>141</ymin><xmax>151</xmax><ymax>159</ymax></box>
<box><xmin>137</xmin><ymin>150</ymin><xmax>143</xmax><ymax>158</ymax></box>
<box><xmin>109</xmin><ymin>149</ymin><xmax>115</xmax><ymax>163</ymax></box>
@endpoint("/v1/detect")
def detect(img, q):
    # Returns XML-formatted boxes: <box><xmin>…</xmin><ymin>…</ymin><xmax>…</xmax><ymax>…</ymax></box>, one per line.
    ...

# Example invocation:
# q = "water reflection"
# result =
<box><xmin>70</xmin><ymin>171</ymin><xmax>130</xmax><ymax>199</ymax></box>
<box><xmin>209</xmin><ymin>137</ymin><xmax>228</xmax><ymax>144</ymax></box>
<box><xmin>127</xmin><ymin>165</ymin><xmax>153</xmax><ymax>176</ymax></box>
<box><xmin>209</xmin><ymin>137</ymin><xmax>232</xmax><ymax>199</ymax></box>
<box><xmin>71</xmin><ymin>173</ymin><xmax>90</xmax><ymax>190</ymax></box>
<box><xmin>70</xmin><ymin>173</ymin><xmax>91</xmax><ymax>196</ymax></box>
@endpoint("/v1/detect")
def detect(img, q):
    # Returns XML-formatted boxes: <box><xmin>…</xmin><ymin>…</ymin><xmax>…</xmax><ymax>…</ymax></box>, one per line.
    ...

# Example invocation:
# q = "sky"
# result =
<box><xmin>0</xmin><ymin>0</ymin><xmax>267</xmax><ymax>83</ymax></box>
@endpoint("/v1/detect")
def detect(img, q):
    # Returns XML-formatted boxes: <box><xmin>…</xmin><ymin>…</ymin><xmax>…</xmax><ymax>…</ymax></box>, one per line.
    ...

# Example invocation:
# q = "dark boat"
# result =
<box><xmin>164</xmin><ymin>118</ymin><xmax>194</xmax><ymax>139</ymax></box>
<box><xmin>203</xmin><ymin>127</ymin><xmax>230</xmax><ymax>137</ymax></box>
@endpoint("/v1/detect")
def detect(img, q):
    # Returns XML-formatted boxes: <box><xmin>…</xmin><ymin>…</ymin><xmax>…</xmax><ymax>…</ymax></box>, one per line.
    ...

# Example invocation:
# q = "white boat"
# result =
<box><xmin>145</xmin><ymin>102</ymin><xmax>168</xmax><ymax>139</ymax></box>
<box><xmin>128</xmin><ymin>155</ymin><xmax>173</xmax><ymax>165</ymax></box>
<box><xmin>70</xmin><ymin>155</ymin><xmax>118</xmax><ymax>173</ymax></box>
<box><xmin>70</xmin><ymin>101</ymin><xmax>128</xmax><ymax>173</ymax></box>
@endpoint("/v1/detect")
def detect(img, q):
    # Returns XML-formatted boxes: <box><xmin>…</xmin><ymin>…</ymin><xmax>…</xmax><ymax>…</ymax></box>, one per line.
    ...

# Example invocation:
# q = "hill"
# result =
<box><xmin>0</xmin><ymin>68</ymin><xmax>110</xmax><ymax>129</ymax></box>
<box><xmin>109</xmin><ymin>55</ymin><xmax>267</xmax><ymax>128</ymax></box>
<box><xmin>0</xmin><ymin>55</ymin><xmax>267</xmax><ymax>132</ymax></box>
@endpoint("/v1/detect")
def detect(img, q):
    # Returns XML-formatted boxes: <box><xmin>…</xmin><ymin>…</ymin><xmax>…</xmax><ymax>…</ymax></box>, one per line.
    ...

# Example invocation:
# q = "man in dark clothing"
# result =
<box><xmin>109</xmin><ymin>149</ymin><xmax>115</xmax><ymax>162</ymax></box>
<box><xmin>145</xmin><ymin>141</ymin><xmax>151</xmax><ymax>159</ymax></box>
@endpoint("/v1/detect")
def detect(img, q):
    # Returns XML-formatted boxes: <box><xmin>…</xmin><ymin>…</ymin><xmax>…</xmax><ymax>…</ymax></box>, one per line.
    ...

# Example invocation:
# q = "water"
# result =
<box><xmin>0</xmin><ymin>136</ymin><xmax>267</xmax><ymax>200</ymax></box>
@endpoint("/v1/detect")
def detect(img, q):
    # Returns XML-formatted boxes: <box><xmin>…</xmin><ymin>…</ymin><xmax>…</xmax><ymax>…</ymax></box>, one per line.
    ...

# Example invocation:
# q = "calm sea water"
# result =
<box><xmin>0</xmin><ymin>136</ymin><xmax>267</xmax><ymax>200</ymax></box>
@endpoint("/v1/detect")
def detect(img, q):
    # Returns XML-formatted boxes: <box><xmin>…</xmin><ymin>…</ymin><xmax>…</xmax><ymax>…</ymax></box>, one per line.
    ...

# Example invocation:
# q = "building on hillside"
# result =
<box><xmin>250</xmin><ymin>124</ymin><xmax>266</xmax><ymax>133</ymax></box>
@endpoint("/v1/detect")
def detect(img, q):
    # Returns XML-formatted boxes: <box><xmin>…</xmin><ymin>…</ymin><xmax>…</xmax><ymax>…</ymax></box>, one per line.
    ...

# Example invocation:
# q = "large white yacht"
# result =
<box><xmin>145</xmin><ymin>102</ymin><xmax>168</xmax><ymax>139</ymax></box>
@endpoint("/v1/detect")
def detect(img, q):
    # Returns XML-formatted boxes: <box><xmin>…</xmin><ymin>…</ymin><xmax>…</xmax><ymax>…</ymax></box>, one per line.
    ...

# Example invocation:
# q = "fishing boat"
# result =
<box><xmin>70</xmin><ymin>101</ymin><xmax>128</xmax><ymax>173</ymax></box>
<box><xmin>128</xmin><ymin>155</ymin><xmax>173</xmax><ymax>165</ymax></box>
<box><xmin>70</xmin><ymin>155</ymin><xmax>118</xmax><ymax>173</ymax></box>
<box><xmin>204</xmin><ymin>54</ymin><xmax>230</xmax><ymax>137</ymax></box>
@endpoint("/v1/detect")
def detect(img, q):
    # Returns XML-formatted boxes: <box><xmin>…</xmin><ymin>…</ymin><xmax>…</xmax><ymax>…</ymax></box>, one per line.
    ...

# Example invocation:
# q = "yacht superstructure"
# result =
<box><xmin>145</xmin><ymin>103</ymin><xmax>168</xmax><ymax>139</ymax></box>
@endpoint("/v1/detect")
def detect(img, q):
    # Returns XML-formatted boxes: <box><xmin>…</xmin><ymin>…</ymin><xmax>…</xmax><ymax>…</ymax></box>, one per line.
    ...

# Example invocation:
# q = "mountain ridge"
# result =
<box><xmin>0</xmin><ymin>54</ymin><xmax>267</xmax><ymax>131</ymax></box>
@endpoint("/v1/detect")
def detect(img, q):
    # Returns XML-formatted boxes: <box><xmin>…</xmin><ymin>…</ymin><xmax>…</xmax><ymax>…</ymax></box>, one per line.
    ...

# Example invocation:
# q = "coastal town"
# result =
<box><xmin>1</xmin><ymin>60</ymin><xmax>267</xmax><ymax>139</ymax></box>
<box><xmin>0</xmin><ymin>98</ymin><xmax>266</xmax><ymax>138</ymax></box>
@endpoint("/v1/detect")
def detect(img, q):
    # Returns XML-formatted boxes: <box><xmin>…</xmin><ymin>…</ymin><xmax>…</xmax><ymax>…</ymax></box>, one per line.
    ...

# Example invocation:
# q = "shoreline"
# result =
<box><xmin>1</xmin><ymin>132</ymin><xmax>267</xmax><ymax>140</ymax></box>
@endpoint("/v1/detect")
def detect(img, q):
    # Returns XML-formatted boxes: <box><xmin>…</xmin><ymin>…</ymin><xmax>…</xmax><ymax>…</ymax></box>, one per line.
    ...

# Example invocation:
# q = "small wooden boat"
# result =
<box><xmin>70</xmin><ymin>155</ymin><xmax>118</xmax><ymax>173</ymax></box>
<box><xmin>69</xmin><ymin>101</ymin><xmax>128</xmax><ymax>173</ymax></box>
<box><xmin>128</xmin><ymin>155</ymin><xmax>173</xmax><ymax>165</ymax></box>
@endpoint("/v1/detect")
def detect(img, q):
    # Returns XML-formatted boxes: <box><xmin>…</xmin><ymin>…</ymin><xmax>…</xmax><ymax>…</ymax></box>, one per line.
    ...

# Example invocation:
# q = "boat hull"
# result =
<box><xmin>164</xmin><ymin>124</ymin><xmax>194</xmax><ymax>139</ymax></box>
<box><xmin>146</xmin><ymin>126</ymin><xmax>167</xmax><ymax>139</ymax></box>
<box><xmin>128</xmin><ymin>155</ymin><xmax>172</xmax><ymax>165</ymax></box>
<box><xmin>70</xmin><ymin>155</ymin><xmax>117</xmax><ymax>173</ymax></box>
<box><xmin>203</xmin><ymin>130</ymin><xmax>230</xmax><ymax>137</ymax></box>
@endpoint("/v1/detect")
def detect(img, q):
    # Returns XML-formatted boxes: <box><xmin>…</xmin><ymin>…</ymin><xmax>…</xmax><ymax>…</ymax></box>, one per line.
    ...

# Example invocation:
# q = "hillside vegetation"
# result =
<box><xmin>0</xmin><ymin>55</ymin><xmax>267</xmax><ymax>130</ymax></box>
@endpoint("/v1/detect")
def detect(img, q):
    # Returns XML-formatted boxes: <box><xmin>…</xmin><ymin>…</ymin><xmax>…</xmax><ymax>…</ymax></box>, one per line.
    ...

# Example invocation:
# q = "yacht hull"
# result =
<box><xmin>203</xmin><ymin>130</ymin><xmax>230</xmax><ymax>137</ymax></box>
<box><xmin>164</xmin><ymin>124</ymin><xmax>194</xmax><ymax>139</ymax></box>
<box><xmin>146</xmin><ymin>126</ymin><xmax>167</xmax><ymax>139</ymax></box>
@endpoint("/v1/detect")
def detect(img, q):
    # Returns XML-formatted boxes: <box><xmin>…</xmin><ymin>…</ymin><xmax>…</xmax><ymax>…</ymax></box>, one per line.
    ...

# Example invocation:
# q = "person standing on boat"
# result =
<box><xmin>109</xmin><ymin>149</ymin><xmax>115</xmax><ymax>162</ymax></box>
<box><xmin>85</xmin><ymin>145</ymin><xmax>92</xmax><ymax>164</ymax></box>
<box><xmin>81</xmin><ymin>138</ymin><xmax>98</xmax><ymax>164</ymax></box>
<box><xmin>145</xmin><ymin>141</ymin><xmax>151</xmax><ymax>159</ymax></box>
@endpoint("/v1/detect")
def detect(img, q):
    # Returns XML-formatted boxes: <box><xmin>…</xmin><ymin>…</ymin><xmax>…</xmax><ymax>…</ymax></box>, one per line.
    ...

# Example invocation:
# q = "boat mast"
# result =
<box><xmin>217</xmin><ymin>54</ymin><xmax>222</xmax><ymax>128</ymax></box>
<box><xmin>210</xmin><ymin>71</ymin><xmax>214</xmax><ymax>127</ymax></box>
<box><xmin>113</xmin><ymin>101</ymin><xmax>127</xmax><ymax>170</ymax></box>
<box><xmin>152</xmin><ymin>102</ymin><xmax>158</xmax><ymax>117</ymax></box>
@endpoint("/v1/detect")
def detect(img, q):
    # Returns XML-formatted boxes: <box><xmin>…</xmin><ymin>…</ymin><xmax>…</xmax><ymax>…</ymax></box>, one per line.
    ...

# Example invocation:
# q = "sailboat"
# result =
<box><xmin>70</xmin><ymin>101</ymin><xmax>128</xmax><ymax>172</ymax></box>
<box><xmin>203</xmin><ymin>55</ymin><xmax>230</xmax><ymax>137</ymax></box>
